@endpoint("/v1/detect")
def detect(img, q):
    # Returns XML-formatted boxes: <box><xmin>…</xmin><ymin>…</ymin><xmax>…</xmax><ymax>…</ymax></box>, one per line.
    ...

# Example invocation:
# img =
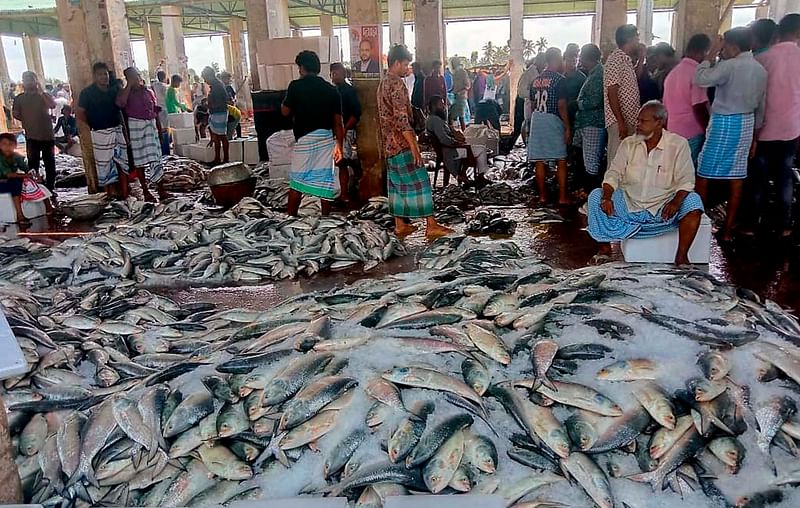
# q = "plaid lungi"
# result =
<box><xmin>687</xmin><ymin>134</ymin><xmax>705</xmax><ymax>167</ymax></box>
<box><xmin>127</xmin><ymin>118</ymin><xmax>164</xmax><ymax>183</ymax></box>
<box><xmin>386</xmin><ymin>150</ymin><xmax>434</xmax><ymax>218</ymax></box>
<box><xmin>290</xmin><ymin>129</ymin><xmax>339</xmax><ymax>200</ymax></box>
<box><xmin>587</xmin><ymin>188</ymin><xmax>704</xmax><ymax>242</ymax></box>
<box><xmin>697</xmin><ymin>112</ymin><xmax>753</xmax><ymax>180</ymax></box>
<box><xmin>90</xmin><ymin>126</ymin><xmax>128</xmax><ymax>187</ymax></box>
<box><xmin>528</xmin><ymin>112</ymin><xmax>567</xmax><ymax>162</ymax></box>
<box><xmin>343</xmin><ymin>129</ymin><xmax>357</xmax><ymax>160</ymax></box>
<box><xmin>575</xmin><ymin>126</ymin><xmax>607</xmax><ymax>176</ymax></box>
<box><xmin>209</xmin><ymin>111</ymin><xmax>229</xmax><ymax>136</ymax></box>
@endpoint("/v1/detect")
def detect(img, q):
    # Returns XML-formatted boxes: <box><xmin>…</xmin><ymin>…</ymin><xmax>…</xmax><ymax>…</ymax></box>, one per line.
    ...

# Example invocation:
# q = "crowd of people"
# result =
<box><xmin>2</xmin><ymin>14</ymin><xmax>800</xmax><ymax>263</ymax></box>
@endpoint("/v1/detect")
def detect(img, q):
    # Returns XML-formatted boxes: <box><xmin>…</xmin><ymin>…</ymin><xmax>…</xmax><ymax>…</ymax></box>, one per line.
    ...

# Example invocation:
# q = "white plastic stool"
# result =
<box><xmin>621</xmin><ymin>213</ymin><xmax>712</xmax><ymax>264</ymax></box>
<box><xmin>0</xmin><ymin>193</ymin><xmax>47</xmax><ymax>223</ymax></box>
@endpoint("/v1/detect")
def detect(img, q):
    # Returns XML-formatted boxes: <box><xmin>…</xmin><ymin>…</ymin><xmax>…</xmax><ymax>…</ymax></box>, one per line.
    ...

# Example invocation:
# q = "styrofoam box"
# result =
<box><xmin>269</xmin><ymin>162</ymin><xmax>290</xmax><ymax>180</ymax></box>
<box><xmin>385</xmin><ymin>495</ymin><xmax>503</xmax><ymax>508</ymax></box>
<box><xmin>168</xmin><ymin>112</ymin><xmax>194</xmax><ymax>129</ymax></box>
<box><xmin>621</xmin><ymin>214</ymin><xmax>712</xmax><ymax>264</ymax></box>
<box><xmin>172</xmin><ymin>127</ymin><xmax>196</xmax><ymax>146</ymax></box>
<box><xmin>244</xmin><ymin>138</ymin><xmax>260</xmax><ymax>164</ymax></box>
<box><xmin>257</xmin><ymin>36</ymin><xmax>334</xmax><ymax>66</ymax></box>
<box><xmin>0</xmin><ymin>193</ymin><xmax>46</xmax><ymax>223</ymax></box>
<box><xmin>228</xmin><ymin>139</ymin><xmax>245</xmax><ymax>162</ymax></box>
<box><xmin>0</xmin><ymin>309</ymin><xmax>28</xmax><ymax>380</ymax></box>
<box><xmin>233</xmin><ymin>499</ymin><xmax>347</xmax><ymax>508</ymax></box>
<box><xmin>188</xmin><ymin>142</ymin><xmax>216</xmax><ymax>164</ymax></box>
<box><xmin>173</xmin><ymin>143</ymin><xmax>187</xmax><ymax>157</ymax></box>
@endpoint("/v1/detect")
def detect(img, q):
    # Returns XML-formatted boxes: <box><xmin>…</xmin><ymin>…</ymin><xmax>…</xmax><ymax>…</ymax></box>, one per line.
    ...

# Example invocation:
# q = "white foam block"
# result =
<box><xmin>244</xmin><ymin>138</ymin><xmax>260</xmax><ymax>165</ymax></box>
<box><xmin>0</xmin><ymin>310</ymin><xmax>29</xmax><ymax>380</ymax></box>
<box><xmin>172</xmin><ymin>127</ymin><xmax>196</xmax><ymax>146</ymax></box>
<box><xmin>0</xmin><ymin>193</ymin><xmax>46</xmax><ymax>223</ymax></box>
<box><xmin>385</xmin><ymin>495</ymin><xmax>504</xmax><ymax>508</ymax></box>
<box><xmin>168</xmin><ymin>112</ymin><xmax>194</xmax><ymax>129</ymax></box>
<box><xmin>621</xmin><ymin>214</ymin><xmax>712</xmax><ymax>264</ymax></box>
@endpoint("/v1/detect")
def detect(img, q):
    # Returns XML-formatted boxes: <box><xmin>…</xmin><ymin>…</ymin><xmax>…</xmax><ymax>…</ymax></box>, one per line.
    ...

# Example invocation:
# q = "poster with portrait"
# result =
<box><xmin>349</xmin><ymin>25</ymin><xmax>382</xmax><ymax>78</ymax></box>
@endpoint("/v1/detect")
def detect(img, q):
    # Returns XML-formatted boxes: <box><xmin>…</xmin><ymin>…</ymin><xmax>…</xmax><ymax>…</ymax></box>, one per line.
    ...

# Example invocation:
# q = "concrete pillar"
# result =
<box><xmin>223</xmin><ymin>35</ymin><xmax>233</xmax><ymax>73</ymax></box>
<box><xmin>56</xmin><ymin>0</ymin><xmax>133</xmax><ymax>194</ymax></box>
<box><xmin>143</xmin><ymin>19</ymin><xmax>164</xmax><ymax>76</ymax></box>
<box><xmin>637</xmin><ymin>0</ymin><xmax>654</xmax><ymax>46</ymax></box>
<box><xmin>414</xmin><ymin>0</ymin><xmax>443</xmax><ymax>75</ymax></box>
<box><xmin>594</xmin><ymin>0</ymin><xmax>627</xmax><ymax>60</ymax></box>
<box><xmin>509</xmin><ymin>0</ymin><xmax>524</xmax><ymax>124</ymax></box>
<box><xmin>320</xmin><ymin>14</ymin><xmax>334</xmax><ymax>37</ymax></box>
<box><xmin>268</xmin><ymin>0</ymin><xmax>292</xmax><ymax>38</ymax></box>
<box><xmin>229</xmin><ymin>17</ymin><xmax>252</xmax><ymax>114</ymax></box>
<box><xmin>388</xmin><ymin>0</ymin><xmax>405</xmax><ymax>46</ymax></box>
<box><xmin>161</xmin><ymin>6</ymin><xmax>189</xmax><ymax>105</ymax></box>
<box><xmin>771</xmin><ymin>0</ymin><xmax>800</xmax><ymax>19</ymax></box>
<box><xmin>0</xmin><ymin>37</ymin><xmax>10</xmax><ymax>92</ymax></box>
<box><xmin>672</xmin><ymin>0</ymin><xmax>723</xmax><ymax>56</ymax></box>
<box><xmin>719</xmin><ymin>1</ymin><xmax>734</xmax><ymax>34</ymax></box>
<box><xmin>22</xmin><ymin>35</ymin><xmax>45</xmax><ymax>80</ymax></box>
<box><xmin>756</xmin><ymin>3</ymin><xmax>770</xmax><ymax>19</ymax></box>
<box><xmin>347</xmin><ymin>0</ymin><xmax>384</xmax><ymax>200</ymax></box>
<box><xmin>245</xmin><ymin>0</ymin><xmax>269</xmax><ymax>91</ymax></box>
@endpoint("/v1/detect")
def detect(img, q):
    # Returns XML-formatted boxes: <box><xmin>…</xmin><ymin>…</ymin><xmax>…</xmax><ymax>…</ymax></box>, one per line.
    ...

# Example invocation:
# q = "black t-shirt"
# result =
<box><xmin>283</xmin><ymin>75</ymin><xmax>342</xmax><ymax>140</ymax></box>
<box><xmin>336</xmin><ymin>82</ymin><xmax>361</xmax><ymax>126</ymax></box>
<box><xmin>78</xmin><ymin>84</ymin><xmax>121</xmax><ymax>130</ymax></box>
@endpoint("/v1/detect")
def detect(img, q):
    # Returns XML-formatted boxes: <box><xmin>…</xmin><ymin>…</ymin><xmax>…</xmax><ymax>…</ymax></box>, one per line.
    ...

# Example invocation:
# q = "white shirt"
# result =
<box><xmin>603</xmin><ymin>130</ymin><xmax>695</xmax><ymax>214</ymax></box>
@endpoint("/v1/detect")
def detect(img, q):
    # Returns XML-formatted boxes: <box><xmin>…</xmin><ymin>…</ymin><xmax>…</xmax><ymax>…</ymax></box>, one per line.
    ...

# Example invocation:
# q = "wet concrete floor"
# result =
<box><xmin>5</xmin><ymin>185</ymin><xmax>799</xmax><ymax>316</ymax></box>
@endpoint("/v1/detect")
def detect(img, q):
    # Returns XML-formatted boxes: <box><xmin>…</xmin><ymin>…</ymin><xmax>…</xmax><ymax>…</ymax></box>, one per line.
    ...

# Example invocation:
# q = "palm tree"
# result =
<box><xmin>482</xmin><ymin>42</ymin><xmax>498</xmax><ymax>64</ymax></box>
<box><xmin>470</xmin><ymin>51</ymin><xmax>479</xmax><ymax>66</ymax></box>
<box><xmin>495</xmin><ymin>45</ymin><xmax>511</xmax><ymax>64</ymax></box>
<box><xmin>522</xmin><ymin>39</ymin><xmax>537</xmax><ymax>60</ymax></box>
<box><xmin>534</xmin><ymin>37</ymin><xmax>548</xmax><ymax>54</ymax></box>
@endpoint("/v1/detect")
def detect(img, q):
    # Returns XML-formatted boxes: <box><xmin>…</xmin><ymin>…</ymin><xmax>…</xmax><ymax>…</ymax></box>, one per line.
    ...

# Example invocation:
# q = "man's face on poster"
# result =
<box><xmin>360</xmin><ymin>40</ymin><xmax>372</xmax><ymax>62</ymax></box>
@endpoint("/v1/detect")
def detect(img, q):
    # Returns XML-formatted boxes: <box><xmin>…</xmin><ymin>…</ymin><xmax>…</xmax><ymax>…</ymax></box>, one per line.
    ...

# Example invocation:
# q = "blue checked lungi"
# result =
<box><xmin>697</xmin><ymin>112</ymin><xmax>753</xmax><ymax>179</ymax></box>
<box><xmin>127</xmin><ymin>117</ymin><xmax>164</xmax><ymax>183</ymax></box>
<box><xmin>208</xmin><ymin>111</ymin><xmax>229</xmax><ymax>136</ymax></box>
<box><xmin>386</xmin><ymin>150</ymin><xmax>434</xmax><ymax>218</ymax></box>
<box><xmin>528</xmin><ymin>112</ymin><xmax>567</xmax><ymax>162</ymax></box>
<box><xmin>90</xmin><ymin>126</ymin><xmax>128</xmax><ymax>187</ymax></box>
<box><xmin>575</xmin><ymin>126</ymin><xmax>607</xmax><ymax>176</ymax></box>
<box><xmin>586</xmin><ymin>188</ymin><xmax>704</xmax><ymax>242</ymax></box>
<box><xmin>687</xmin><ymin>134</ymin><xmax>704</xmax><ymax>167</ymax></box>
<box><xmin>289</xmin><ymin>129</ymin><xmax>339</xmax><ymax>200</ymax></box>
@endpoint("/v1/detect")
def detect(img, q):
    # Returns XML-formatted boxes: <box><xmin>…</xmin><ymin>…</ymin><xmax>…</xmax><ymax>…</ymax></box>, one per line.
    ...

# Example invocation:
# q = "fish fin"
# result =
<box><xmin>531</xmin><ymin>378</ymin><xmax>543</xmax><ymax>391</ymax></box>
<box><xmin>541</xmin><ymin>376</ymin><xmax>557</xmax><ymax>392</ymax></box>
<box><xmin>626</xmin><ymin>470</ymin><xmax>665</xmax><ymax>491</ymax></box>
<box><xmin>308</xmin><ymin>440</ymin><xmax>320</xmax><ymax>453</ymax></box>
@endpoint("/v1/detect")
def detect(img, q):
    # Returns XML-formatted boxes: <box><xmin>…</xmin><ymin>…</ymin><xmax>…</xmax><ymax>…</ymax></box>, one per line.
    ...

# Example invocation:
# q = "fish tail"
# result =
<box><xmin>541</xmin><ymin>376</ymin><xmax>557</xmax><ymax>392</ymax></box>
<box><xmin>626</xmin><ymin>470</ymin><xmax>665</xmax><ymax>491</ymax></box>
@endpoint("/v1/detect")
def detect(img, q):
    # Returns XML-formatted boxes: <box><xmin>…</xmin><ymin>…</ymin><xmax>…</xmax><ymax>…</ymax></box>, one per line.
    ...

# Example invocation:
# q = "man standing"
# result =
<box><xmin>12</xmin><ymin>71</ymin><xmax>56</xmax><ymax>195</ymax></box>
<box><xmin>449</xmin><ymin>57</ymin><xmax>471</xmax><ymax>131</ymax></box>
<box><xmin>562</xmin><ymin>45</ymin><xmax>586</xmax><ymax>131</ymax></box>
<box><xmin>202</xmin><ymin>67</ymin><xmax>230</xmax><ymax>165</ymax></box>
<box><xmin>116</xmin><ymin>66</ymin><xmax>165</xmax><ymax>202</ymax></box>
<box><xmin>750</xmin><ymin>18</ymin><xmax>778</xmax><ymax>56</ymax></box>
<box><xmin>77</xmin><ymin>62</ymin><xmax>127</xmax><ymax>198</ymax></box>
<box><xmin>651</xmin><ymin>42</ymin><xmax>677</xmax><ymax>96</ymax></box>
<box><xmin>574</xmin><ymin>44</ymin><xmax>606</xmax><ymax>181</ymax></box>
<box><xmin>357</xmin><ymin>40</ymin><xmax>380</xmax><ymax>74</ymax></box>
<box><xmin>587</xmin><ymin>101</ymin><xmax>704</xmax><ymax>265</ymax></box>
<box><xmin>662</xmin><ymin>34</ymin><xmax>710</xmax><ymax>165</ymax></box>
<box><xmin>151</xmin><ymin>71</ymin><xmax>170</xmax><ymax>155</ymax></box>
<box><xmin>331</xmin><ymin>63</ymin><xmax>362</xmax><ymax>203</ymax></box>
<box><xmin>528</xmin><ymin>48</ymin><xmax>571</xmax><ymax>206</ymax></box>
<box><xmin>745</xmin><ymin>14</ymin><xmax>800</xmax><ymax>239</ymax></box>
<box><xmin>604</xmin><ymin>24</ymin><xmax>641</xmax><ymax>164</ymax></box>
<box><xmin>378</xmin><ymin>45</ymin><xmax>452</xmax><ymax>238</ymax></box>
<box><xmin>694</xmin><ymin>28</ymin><xmax>767</xmax><ymax>242</ymax></box>
<box><xmin>513</xmin><ymin>60</ymin><xmax>539</xmax><ymax>146</ymax></box>
<box><xmin>282</xmin><ymin>50</ymin><xmax>344</xmax><ymax>217</ymax></box>
<box><xmin>220</xmin><ymin>71</ymin><xmax>242</xmax><ymax>139</ymax></box>
<box><xmin>423</xmin><ymin>60</ymin><xmax>447</xmax><ymax>113</ymax></box>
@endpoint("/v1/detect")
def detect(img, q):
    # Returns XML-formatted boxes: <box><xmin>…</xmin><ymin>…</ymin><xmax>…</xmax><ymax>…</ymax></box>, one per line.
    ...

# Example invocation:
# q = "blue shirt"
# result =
<box><xmin>530</xmin><ymin>69</ymin><xmax>566</xmax><ymax>116</ymax></box>
<box><xmin>444</xmin><ymin>69</ymin><xmax>453</xmax><ymax>92</ymax></box>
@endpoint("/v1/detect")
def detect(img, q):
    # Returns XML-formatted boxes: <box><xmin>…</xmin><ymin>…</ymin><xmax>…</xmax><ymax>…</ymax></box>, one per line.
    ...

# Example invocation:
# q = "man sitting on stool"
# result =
<box><xmin>586</xmin><ymin>100</ymin><xmax>704</xmax><ymax>265</ymax></box>
<box><xmin>425</xmin><ymin>95</ymin><xmax>489</xmax><ymax>188</ymax></box>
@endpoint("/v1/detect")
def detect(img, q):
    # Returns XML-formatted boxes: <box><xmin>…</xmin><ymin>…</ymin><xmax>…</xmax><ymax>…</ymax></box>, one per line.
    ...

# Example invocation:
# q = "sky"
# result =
<box><xmin>2</xmin><ymin>7</ymin><xmax>758</xmax><ymax>83</ymax></box>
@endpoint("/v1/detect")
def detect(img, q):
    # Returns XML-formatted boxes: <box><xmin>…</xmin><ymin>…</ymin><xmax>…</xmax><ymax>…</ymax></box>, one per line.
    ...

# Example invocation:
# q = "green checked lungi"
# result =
<box><xmin>386</xmin><ymin>150</ymin><xmax>433</xmax><ymax>218</ymax></box>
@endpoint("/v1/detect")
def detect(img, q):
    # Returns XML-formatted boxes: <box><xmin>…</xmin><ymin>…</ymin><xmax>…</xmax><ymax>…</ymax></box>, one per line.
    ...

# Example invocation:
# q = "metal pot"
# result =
<box><xmin>207</xmin><ymin>162</ymin><xmax>253</xmax><ymax>187</ymax></box>
<box><xmin>210</xmin><ymin>177</ymin><xmax>257</xmax><ymax>208</ymax></box>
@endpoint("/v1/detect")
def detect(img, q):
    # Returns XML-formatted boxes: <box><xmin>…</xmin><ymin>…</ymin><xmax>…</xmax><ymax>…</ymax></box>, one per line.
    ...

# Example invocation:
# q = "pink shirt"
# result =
<box><xmin>663</xmin><ymin>58</ymin><xmax>708</xmax><ymax>140</ymax></box>
<box><xmin>756</xmin><ymin>41</ymin><xmax>800</xmax><ymax>141</ymax></box>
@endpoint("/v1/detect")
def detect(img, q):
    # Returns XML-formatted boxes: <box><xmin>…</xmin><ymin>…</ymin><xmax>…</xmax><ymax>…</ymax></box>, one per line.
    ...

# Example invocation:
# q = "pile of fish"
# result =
<box><xmin>54</xmin><ymin>155</ymin><xmax>86</xmax><ymax>189</ymax></box>
<box><xmin>477</xmin><ymin>182</ymin><xmax>528</xmax><ymax>206</ymax></box>
<box><xmin>4</xmin><ymin>251</ymin><xmax>800</xmax><ymax>507</ymax></box>
<box><xmin>416</xmin><ymin>235</ymin><xmax>525</xmax><ymax>271</ymax></box>
<box><xmin>160</xmin><ymin>156</ymin><xmax>207</xmax><ymax>194</ymax></box>
<box><xmin>466</xmin><ymin>210</ymin><xmax>517</xmax><ymax>236</ymax></box>
<box><xmin>435</xmin><ymin>206</ymin><xmax>467</xmax><ymax>226</ymax></box>
<box><xmin>252</xmin><ymin>179</ymin><xmax>290</xmax><ymax>211</ymax></box>
<box><xmin>0</xmin><ymin>196</ymin><xmax>406</xmax><ymax>287</ymax></box>
<box><xmin>527</xmin><ymin>208</ymin><xmax>566</xmax><ymax>225</ymax></box>
<box><xmin>349</xmin><ymin>198</ymin><xmax>394</xmax><ymax>230</ymax></box>
<box><xmin>434</xmin><ymin>183</ymin><xmax>531</xmax><ymax>210</ymax></box>
<box><xmin>434</xmin><ymin>185</ymin><xmax>478</xmax><ymax>210</ymax></box>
